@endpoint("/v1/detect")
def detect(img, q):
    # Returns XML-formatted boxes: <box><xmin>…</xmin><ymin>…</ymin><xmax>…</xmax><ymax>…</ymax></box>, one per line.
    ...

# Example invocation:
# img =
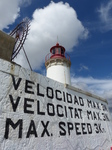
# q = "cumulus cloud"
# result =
<box><xmin>14</xmin><ymin>1</ymin><xmax>88</xmax><ymax>70</ymax></box>
<box><xmin>98</xmin><ymin>0</ymin><xmax>112</xmax><ymax>31</ymax></box>
<box><xmin>71</xmin><ymin>76</ymin><xmax>112</xmax><ymax>109</ymax></box>
<box><xmin>0</xmin><ymin>0</ymin><xmax>20</xmax><ymax>30</ymax></box>
<box><xmin>0</xmin><ymin>0</ymin><xmax>31</xmax><ymax>30</ymax></box>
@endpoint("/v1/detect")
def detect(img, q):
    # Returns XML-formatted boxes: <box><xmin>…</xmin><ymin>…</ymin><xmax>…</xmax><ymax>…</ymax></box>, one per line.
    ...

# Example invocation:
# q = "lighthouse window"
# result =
<box><xmin>52</xmin><ymin>49</ymin><xmax>55</xmax><ymax>54</ymax></box>
<box><xmin>58</xmin><ymin>48</ymin><xmax>61</xmax><ymax>54</ymax></box>
<box><xmin>51</xmin><ymin>48</ymin><xmax>64</xmax><ymax>55</ymax></box>
<box><xmin>61</xmin><ymin>48</ymin><xmax>64</xmax><ymax>55</ymax></box>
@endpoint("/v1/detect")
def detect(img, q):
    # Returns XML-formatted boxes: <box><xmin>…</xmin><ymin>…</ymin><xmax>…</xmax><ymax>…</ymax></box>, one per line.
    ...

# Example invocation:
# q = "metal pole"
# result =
<box><xmin>22</xmin><ymin>46</ymin><xmax>32</xmax><ymax>71</ymax></box>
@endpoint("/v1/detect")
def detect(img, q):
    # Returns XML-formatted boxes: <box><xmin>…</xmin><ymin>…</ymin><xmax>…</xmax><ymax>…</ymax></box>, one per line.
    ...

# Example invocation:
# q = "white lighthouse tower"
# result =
<box><xmin>45</xmin><ymin>43</ymin><xmax>71</xmax><ymax>85</ymax></box>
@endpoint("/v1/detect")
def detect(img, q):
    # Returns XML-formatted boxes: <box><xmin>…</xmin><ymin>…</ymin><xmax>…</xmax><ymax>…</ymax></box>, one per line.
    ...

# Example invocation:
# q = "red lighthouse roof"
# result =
<box><xmin>50</xmin><ymin>43</ymin><xmax>65</xmax><ymax>59</ymax></box>
<box><xmin>45</xmin><ymin>43</ymin><xmax>70</xmax><ymax>63</ymax></box>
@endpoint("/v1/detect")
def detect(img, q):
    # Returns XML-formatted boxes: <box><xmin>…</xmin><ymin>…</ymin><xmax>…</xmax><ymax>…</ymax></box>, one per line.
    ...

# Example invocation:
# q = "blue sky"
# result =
<box><xmin>0</xmin><ymin>0</ymin><xmax>112</xmax><ymax>112</ymax></box>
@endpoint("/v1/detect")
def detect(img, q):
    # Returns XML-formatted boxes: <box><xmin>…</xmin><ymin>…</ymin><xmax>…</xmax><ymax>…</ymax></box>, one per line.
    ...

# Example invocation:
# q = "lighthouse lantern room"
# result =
<box><xmin>45</xmin><ymin>43</ymin><xmax>71</xmax><ymax>85</ymax></box>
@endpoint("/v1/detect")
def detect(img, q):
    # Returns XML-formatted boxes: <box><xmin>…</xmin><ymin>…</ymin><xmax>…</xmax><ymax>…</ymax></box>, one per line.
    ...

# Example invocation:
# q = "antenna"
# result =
<box><xmin>57</xmin><ymin>35</ymin><xmax>58</xmax><ymax>43</ymax></box>
<box><xmin>9</xmin><ymin>17</ymin><xmax>32</xmax><ymax>71</ymax></box>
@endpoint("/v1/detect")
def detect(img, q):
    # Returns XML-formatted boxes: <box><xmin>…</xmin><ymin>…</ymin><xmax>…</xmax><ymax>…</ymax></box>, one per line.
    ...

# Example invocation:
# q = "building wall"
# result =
<box><xmin>46</xmin><ymin>62</ymin><xmax>71</xmax><ymax>85</ymax></box>
<box><xmin>0</xmin><ymin>31</ymin><xmax>15</xmax><ymax>61</ymax></box>
<box><xmin>0</xmin><ymin>58</ymin><xmax>112</xmax><ymax>150</ymax></box>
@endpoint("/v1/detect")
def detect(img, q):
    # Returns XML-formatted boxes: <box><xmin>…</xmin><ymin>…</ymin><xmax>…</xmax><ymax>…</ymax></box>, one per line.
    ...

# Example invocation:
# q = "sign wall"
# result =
<box><xmin>0</xmin><ymin>59</ymin><xmax>112</xmax><ymax>150</ymax></box>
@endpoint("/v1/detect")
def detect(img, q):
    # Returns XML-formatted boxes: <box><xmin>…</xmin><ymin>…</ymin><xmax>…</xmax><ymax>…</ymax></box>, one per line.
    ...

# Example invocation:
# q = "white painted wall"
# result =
<box><xmin>0</xmin><ymin>58</ymin><xmax>112</xmax><ymax>150</ymax></box>
<box><xmin>46</xmin><ymin>62</ymin><xmax>71</xmax><ymax>85</ymax></box>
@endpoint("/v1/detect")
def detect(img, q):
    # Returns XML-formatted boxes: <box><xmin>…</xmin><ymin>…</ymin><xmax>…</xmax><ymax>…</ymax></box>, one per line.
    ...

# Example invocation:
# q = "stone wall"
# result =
<box><xmin>0</xmin><ymin>30</ymin><xmax>15</xmax><ymax>61</ymax></box>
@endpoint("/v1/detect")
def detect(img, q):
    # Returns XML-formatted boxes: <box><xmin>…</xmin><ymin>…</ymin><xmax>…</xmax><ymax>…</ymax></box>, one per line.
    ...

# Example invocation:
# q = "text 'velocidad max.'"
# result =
<box><xmin>4</xmin><ymin>75</ymin><xmax>110</xmax><ymax>139</ymax></box>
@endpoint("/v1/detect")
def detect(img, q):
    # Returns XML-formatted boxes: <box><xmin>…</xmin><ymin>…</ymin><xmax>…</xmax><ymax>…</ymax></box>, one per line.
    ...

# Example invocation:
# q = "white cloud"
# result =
<box><xmin>19</xmin><ymin>0</ymin><xmax>32</xmax><ymax>7</ymax></box>
<box><xmin>79</xmin><ymin>64</ymin><xmax>89</xmax><ymax>72</ymax></box>
<box><xmin>98</xmin><ymin>0</ymin><xmax>112</xmax><ymax>31</ymax></box>
<box><xmin>0</xmin><ymin>0</ymin><xmax>32</xmax><ymax>30</ymax></box>
<box><xmin>14</xmin><ymin>1</ymin><xmax>88</xmax><ymax>70</ymax></box>
<box><xmin>0</xmin><ymin>0</ymin><xmax>20</xmax><ymax>30</ymax></box>
<box><xmin>71</xmin><ymin>76</ymin><xmax>112</xmax><ymax>109</ymax></box>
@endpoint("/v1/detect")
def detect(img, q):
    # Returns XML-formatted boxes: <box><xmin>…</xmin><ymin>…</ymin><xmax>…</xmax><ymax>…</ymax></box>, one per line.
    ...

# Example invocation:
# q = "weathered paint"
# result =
<box><xmin>0</xmin><ymin>58</ymin><xmax>112</xmax><ymax>150</ymax></box>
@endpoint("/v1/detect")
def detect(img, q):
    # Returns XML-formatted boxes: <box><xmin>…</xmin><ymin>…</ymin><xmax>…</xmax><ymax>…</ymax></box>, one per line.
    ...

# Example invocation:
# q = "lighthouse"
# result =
<box><xmin>45</xmin><ymin>43</ymin><xmax>71</xmax><ymax>85</ymax></box>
